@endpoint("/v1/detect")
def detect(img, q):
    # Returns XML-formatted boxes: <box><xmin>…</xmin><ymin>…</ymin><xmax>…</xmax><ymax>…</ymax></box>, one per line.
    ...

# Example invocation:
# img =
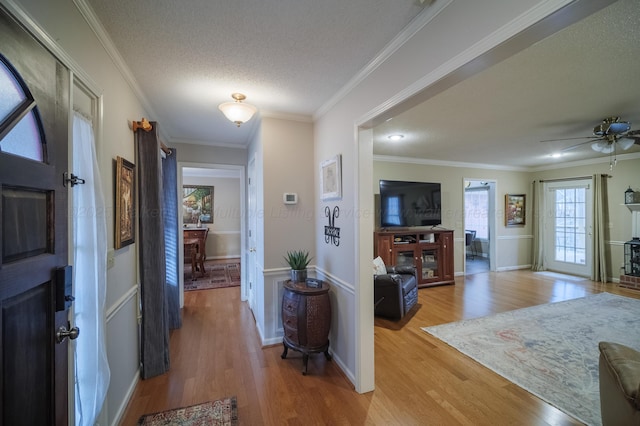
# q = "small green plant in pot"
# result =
<box><xmin>284</xmin><ymin>249</ymin><xmax>312</xmax><ymax>282</ymax></box>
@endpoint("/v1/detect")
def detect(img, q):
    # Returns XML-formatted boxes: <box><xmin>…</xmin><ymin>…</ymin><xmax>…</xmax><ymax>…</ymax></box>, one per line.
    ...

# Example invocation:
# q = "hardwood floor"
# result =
<box><xmin>119</xmin><ymin>270</ymin><xmax>640</xmax><ymax>425</ymax></box>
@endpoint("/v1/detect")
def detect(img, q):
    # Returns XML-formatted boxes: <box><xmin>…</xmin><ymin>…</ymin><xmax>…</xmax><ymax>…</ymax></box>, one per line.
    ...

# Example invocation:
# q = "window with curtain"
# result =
<box><xmin>465</xmin><ymin>188</ymin><xmax>489</xmax><ymax>239</ymax></box>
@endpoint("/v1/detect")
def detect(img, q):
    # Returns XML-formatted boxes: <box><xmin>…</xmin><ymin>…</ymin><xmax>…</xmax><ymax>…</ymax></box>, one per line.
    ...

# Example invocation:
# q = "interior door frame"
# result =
<box><xmin>543</xmin><ymin>179</ymin><xmax>593</xmax><ymax>277</ymax></box>
<box><xmin>462</xmin><ymin>178</ymin><xmax>497</xmax><ymax>272</ymax></box>
<box><xmin>177</xmin><ymin>162</ymin><xmax>246</xmax><ymax>305</ymax></box>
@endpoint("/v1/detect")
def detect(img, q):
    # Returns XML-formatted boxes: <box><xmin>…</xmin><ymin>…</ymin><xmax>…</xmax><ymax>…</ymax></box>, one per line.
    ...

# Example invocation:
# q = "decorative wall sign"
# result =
<box><xmin>324</xmin><ymin>206</ymin><xmax>340</xmax><ymax>246</ymax></box>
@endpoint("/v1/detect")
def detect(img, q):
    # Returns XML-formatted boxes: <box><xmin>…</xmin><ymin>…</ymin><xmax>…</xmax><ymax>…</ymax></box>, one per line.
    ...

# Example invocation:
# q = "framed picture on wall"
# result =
<box><xmin>320</xmin><ymin>154</ymin><xmax>342</xmax><ymax>201</ymax></box>
<box><xmin>505</xmin><ymin>193</ymin><xmax>526</xmax><ymax>227</ymax></box>
<box><xmin>182</xmin><ymin>185</ymin><xmax>214</xmax><ymax>224</ymax></box>
<box><xmin>115</xmin><ymin>156</ymin><xmax>135</xmax><ymax>249</ymax></box>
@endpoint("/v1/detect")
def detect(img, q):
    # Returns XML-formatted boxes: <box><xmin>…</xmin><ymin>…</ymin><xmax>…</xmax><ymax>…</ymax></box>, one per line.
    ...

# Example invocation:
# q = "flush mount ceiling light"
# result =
<box><xmin>218</xmin><ymin>93</ymin><xmax>257</xmax><ymax>127</ymax></box>
<box><xmin>388</xmin><ymin>134</ymin><xmax>404</xmax><ymax>141</ymax></box>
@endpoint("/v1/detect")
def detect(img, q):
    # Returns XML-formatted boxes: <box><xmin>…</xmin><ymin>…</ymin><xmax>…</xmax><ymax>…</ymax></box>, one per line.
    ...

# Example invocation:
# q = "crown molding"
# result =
<box><xmin>260</xmin><ymin>110</ymin><xmax>313</xmax><ymax>123</ymax></box>
<box><xmin>314</xmin><ymin>0</ymin><xmax>453</xmax><ymax>120</ymax></box>
<box><xmin>374</xmin><ymin>150</ymin><xmax>640</xmax><ymax>174</ymax></box>
<box><xmin>72</xmin><ymin>0</ymin><xmax>170</xmax><ymax>142</ymax></box>
<box><xmin>170</xmin><ymin>137</ymin><xmax>249</xmax><ymax>150</ymax></box>
<box><xmin>373</xmin><ymin>155</ymin><xmax>530</xmax><ymax>172</ymax></box>
<box><xmin>358</xmin><ymin>0</ymin><xmax>575</xmax><ymax>126</ymax></box>
<box><xmin>530</xmin><ymin>151</ymin><xmax>640</xmax><ymax>172</ymax></box>
<box><xmin>0</xmin><ymin>0</ymin><xmax>102</xmax><ymax>95</ymax></box>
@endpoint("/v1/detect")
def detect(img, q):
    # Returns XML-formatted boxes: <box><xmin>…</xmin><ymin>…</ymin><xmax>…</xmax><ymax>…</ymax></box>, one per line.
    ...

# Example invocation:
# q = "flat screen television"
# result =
<box><xmin>379</xmin><ymin>180</ymin><xmax>441</xmax><ymax>228</ymax></box>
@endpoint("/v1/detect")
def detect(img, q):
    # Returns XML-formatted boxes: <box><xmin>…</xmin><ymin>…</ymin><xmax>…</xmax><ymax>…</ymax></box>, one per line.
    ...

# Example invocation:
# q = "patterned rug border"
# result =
<box><xmin>184</xmin><ymin>261</ymin><xmax>241</xmax><ymax>291</ymax></box>
<box><xmin>137</xmin><ymin>396</ymin><xmax>238</xmax><ymax>425</ymax></box>
<box><xmin>421</xmin><ymin>292</ymin><xmax>640</xmax><ymax>426</ymax></box>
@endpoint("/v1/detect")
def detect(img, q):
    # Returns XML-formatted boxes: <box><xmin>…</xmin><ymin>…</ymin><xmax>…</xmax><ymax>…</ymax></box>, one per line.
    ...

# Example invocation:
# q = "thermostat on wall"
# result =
<box><xmin>283</xmin><ymin>193</ymin><xmax>298</xmax><ymax>204</ymax></box>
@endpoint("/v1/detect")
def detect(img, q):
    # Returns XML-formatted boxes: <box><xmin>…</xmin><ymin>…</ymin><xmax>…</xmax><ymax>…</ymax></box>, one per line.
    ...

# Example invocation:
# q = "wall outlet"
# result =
<box><xmin>107</xmin><ymin>250</ymin><xmax>115</xmax><ymax>269</ymax></box>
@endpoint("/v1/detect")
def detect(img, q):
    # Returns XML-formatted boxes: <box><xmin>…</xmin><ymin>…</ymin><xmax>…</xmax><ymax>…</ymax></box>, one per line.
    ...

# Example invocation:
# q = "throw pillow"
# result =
<box><xmin>373</xmin><ymin>256</ymin><xmax>387</xmax><ymax>276</ymax></box>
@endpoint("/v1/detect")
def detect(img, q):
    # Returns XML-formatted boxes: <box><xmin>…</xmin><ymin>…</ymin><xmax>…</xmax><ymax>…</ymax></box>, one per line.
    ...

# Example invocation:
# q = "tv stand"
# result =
<box><xmin>374</xmin><ymin>228</ymin><xmax>454</xmax><ymax>288</ymax></box>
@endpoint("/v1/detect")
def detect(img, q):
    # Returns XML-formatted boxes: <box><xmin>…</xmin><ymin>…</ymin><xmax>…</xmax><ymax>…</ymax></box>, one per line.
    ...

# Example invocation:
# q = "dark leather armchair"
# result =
<box><xmin>374</xmin><ymin>265</ymin><xmax>418</xmax><ymax>320</ymax></box>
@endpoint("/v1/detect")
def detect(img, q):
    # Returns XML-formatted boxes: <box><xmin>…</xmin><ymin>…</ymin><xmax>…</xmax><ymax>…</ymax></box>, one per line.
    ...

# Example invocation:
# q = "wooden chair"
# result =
<box><xmin>184</xmin><ymin>238</ymin><xmax>199</xmax><ymax>280</ymax></box>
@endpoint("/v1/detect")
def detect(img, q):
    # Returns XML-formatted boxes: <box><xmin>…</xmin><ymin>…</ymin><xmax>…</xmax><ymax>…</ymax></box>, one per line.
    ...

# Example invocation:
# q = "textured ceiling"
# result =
<box><xmin>373</xmin><ymin>0</ymin><xmax>640</xmax><ymax>168</ymax></box>
<box><xmin>83</xmin><ymin>0</ymin><xmax>640</xmax><ymax>169</ymax></box>
<box><xmin>84</xmin><ymin>0</ymin><xmax>425</xmax><ymax>146</ymax></box>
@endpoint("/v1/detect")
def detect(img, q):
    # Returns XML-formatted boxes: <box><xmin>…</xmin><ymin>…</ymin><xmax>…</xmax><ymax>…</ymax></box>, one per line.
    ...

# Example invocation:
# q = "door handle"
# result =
<box><xmin>56</xmin><ymin>325</ymin><xmax>80</xmax><ymax>343</ymax></box>
<box><xmin>249</xmin><ymin>247</ymin><xmax>256</xmax><ymax>252</ymax></box>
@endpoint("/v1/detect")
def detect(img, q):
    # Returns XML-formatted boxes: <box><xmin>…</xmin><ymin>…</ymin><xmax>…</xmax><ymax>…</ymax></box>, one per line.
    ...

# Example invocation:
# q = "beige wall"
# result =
<box><xmin>530</xmin><ymin>155</ymin><xmax>640</xmax><ymax>279</ymax></box>
<box><xmin>182</xmin><ymin>175</ymin><xmax>241</xmax><ymax>258</ymax></box>
<box><xmin>261</xmin><ymin>117</ymin><xmax>316</xmax><ymax>269</ymax></box>
<box><xmin>373</xmin><ymin>159</ymin><xmax>533</xmax><ymax>272</ymax></box>
<box><xmin>373</xmin><ymin>155</ymin><xmax>640</xmax><ymax>279</ymax></box>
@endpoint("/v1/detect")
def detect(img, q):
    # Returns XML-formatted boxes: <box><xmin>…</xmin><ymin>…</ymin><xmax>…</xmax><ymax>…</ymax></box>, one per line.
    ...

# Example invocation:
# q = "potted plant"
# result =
<box><xmin>284</xmin><ymin>249</ymin><xmax>312</xmax><ymax>282</ymax></box>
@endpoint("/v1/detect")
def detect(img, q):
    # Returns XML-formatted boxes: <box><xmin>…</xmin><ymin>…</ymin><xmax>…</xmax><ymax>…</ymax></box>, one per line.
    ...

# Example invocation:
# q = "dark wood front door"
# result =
<box><xmin>0</xmin><ymin>8</ymin><xmax>71</xmax><ymax>425</ymax></box>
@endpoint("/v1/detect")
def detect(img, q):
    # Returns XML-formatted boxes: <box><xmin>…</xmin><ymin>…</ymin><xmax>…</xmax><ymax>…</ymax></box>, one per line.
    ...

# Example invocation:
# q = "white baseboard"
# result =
<box><xmin>496</xmin><ymin>264</ymin><xmax>532</xmax><ymax>272</ymax></box>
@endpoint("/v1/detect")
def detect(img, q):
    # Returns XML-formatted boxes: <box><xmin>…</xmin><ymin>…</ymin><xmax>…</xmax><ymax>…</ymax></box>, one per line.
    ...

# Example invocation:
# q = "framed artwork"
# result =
<box><xmin>115</xmin><ymin>156</ymin><xmax>135</xmax><ymax>249</ymax></box>
<box><xmin>182</xmin><ymin>185</ymin><xmax>214</xmax><ymax>224</ymax></box>
<box><xmin>505</xmin><ymin>194</ymin><xmax>526</xmax><ymax>227</ymax></box>
<box><xmin>320</xmin><ymin>154</ymin><xmax>342</xmax><ymax>201</ymax></box>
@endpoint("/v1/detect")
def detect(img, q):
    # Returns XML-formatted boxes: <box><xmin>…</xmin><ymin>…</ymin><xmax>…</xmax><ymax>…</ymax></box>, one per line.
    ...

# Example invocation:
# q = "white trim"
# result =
<box><xmin>531</xmin><ymin>152</ymin><xmax>640</xmax><ymax>172</ymax></box>
<box><xmin>374</xmin><ymin>155</ymin><xmax>529</xmax><ymax>172</ymax></box>
<box><xmin>497</xmin><ymin>264</ymin><xmax>532</xmax><ymax>272</ymax></box>
<box><xmin>314</xmin><ymin>266</ymin><xmax>356</xmax><ymax>295</ymax></box>
<box><xmin>496</xmin><ymin>234</ymin><xmax>534</xmax><ymax>240</ymax></box>
<box><xmin>70</xmin><ymin>0</ymin><xmax>169</xmax><ymax>143</ymax></box>
<box><xmin>315</xmin><ymin>0</ymin><xmax>453</xmax><ymax>119</ymax></box>
<box><xmin>106</xmin><ymin>285</ymin><xmax>138</xmax><ymax>322</ymax></box>
<box><xmin>0</xmin><ymin>0</ymin><xmax>102</xmax><ymax>95</ymax></box>
<box><xmin>356</xmin><ymin>0</ymin><xmax>574</xmax><ymax>127</ymax></box>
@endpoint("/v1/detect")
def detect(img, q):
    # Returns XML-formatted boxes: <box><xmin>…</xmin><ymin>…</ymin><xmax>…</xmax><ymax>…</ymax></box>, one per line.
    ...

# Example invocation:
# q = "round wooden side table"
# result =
<box><xmin>281</xmin><ymin>280</ymin><xmax>332</xmax><ymax>375</ymax></box>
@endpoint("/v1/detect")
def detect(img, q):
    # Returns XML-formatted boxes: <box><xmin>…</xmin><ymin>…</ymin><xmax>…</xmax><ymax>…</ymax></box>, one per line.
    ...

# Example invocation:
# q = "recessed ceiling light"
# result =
<box><xmin>388</xmin><ymin>134</ymin><xmax>404</xmax><ymax>141</ymax></box>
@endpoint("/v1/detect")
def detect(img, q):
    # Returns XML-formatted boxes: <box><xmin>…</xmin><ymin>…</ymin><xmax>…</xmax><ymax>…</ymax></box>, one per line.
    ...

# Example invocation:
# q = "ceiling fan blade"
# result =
<box><xmin>540</xmin><ymin>135</ymin><xmax>597</xmax><ymax>143</ymax></box>
<box><xmin>560</xmin><ymin>138</ymin><xmax>602</xmax><ymax>152</ymax></box>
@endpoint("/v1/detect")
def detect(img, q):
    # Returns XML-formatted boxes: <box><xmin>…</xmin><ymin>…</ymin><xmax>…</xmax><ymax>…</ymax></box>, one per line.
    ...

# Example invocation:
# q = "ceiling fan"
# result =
<box><xmin>541</xmin><ymin>116</ymin><xmax>640</xmax><ymax>154</ymax></box>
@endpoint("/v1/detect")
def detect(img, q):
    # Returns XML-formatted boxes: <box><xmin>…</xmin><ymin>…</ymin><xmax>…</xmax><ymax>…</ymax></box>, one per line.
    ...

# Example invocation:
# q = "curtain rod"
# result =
<box><xmin>132</xmin><ymin>118</ymin><xmax>172</xmax><ymax>156</ymax></box>
<box><xmin>537</xmin><ymin>174</ymin><xmax>610</xmax><ymax>183</ymax></box>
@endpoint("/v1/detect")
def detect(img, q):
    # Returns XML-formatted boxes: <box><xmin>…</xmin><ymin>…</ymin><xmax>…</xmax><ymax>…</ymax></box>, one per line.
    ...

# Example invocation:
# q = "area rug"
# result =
<box><xmin>184</xmin><ymin>261</ymin><xmax>241</xmax><ymax>291</ymax></box>
<box><xmin>422</xmin><ymin>292</ymin><xmax>640</xmax><ymax>426</ymax></box>
<box><xmin>137</xmin><ymin>397</ymin><xmax>238</xmax><ymax>425</ymax></box>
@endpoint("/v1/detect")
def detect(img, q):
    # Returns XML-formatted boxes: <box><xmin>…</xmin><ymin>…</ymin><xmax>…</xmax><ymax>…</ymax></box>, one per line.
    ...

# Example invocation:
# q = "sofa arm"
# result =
<box><xmin>598</xmin><ymin>341</ymin><xmax>640</xmax><ymax>426</ymax></box>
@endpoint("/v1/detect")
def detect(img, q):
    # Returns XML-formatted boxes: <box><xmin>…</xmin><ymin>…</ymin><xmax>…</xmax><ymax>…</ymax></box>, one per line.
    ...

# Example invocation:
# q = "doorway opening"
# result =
<box><xmin>178</xmin><ymin>163</ymin><xmax>246</xmax><ymax>305</ymax></box>
<box><xmin>464</xmin><ymin>179</ymin><xmax>497</xmax><ymax>275</ymax></box>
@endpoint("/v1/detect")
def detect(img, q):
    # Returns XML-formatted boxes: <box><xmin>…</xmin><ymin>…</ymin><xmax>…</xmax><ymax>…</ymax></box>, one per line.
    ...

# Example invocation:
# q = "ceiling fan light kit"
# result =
<box><xmin>541</xmin><ymin>116</ymin><xmax>640</xmax><ymax>157</ymax></box>
<box><xmin>218</xmin><ymin>93</ymin><xmax>257</xmax><ymax>127</ymax></box>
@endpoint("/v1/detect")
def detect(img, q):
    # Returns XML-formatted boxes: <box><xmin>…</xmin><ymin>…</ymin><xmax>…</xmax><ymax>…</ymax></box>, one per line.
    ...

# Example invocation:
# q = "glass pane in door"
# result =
<box><xmin>554</xmin><ymin>187</ymin><xmax>586</xmax><ymax>265</ymax></box>
<box><xmin>421</xmin><ymin>249</ymin><xmax>438</xmax><ymax>280</ymax></box>
<box><xmin>395</xmin><ymin>250</ymin><xmax>414</xmax><ymax>267</ymax></box>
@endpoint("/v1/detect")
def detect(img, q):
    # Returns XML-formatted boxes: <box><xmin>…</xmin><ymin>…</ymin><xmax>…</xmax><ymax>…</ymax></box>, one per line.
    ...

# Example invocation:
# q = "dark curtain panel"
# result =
<box><xmin>162</xmin><ymin>148</ymin><xmax>181</xmax><ymax>329</ymax></box>
<box><xmin>135</xmin><ymin>122</ymin><xmax>170</xmax><ymax>379</ymax></box>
